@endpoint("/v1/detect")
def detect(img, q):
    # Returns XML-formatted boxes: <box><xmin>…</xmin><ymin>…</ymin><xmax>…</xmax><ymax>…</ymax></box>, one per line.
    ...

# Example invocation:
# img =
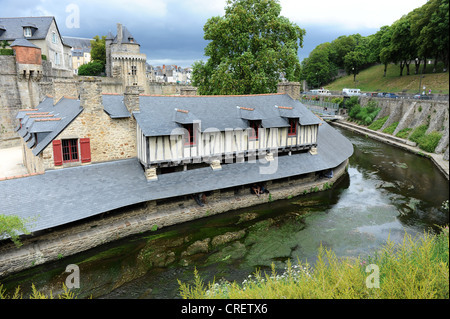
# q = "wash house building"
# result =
<box><xmin>134</xmin><ymin>93</ymin><xmax>321</xmax><ymax>179</ymax></box>
<box><xmin>6</xmin><ymin>80</ymin><xmax>353</xmax><ymax>234</ymax></box>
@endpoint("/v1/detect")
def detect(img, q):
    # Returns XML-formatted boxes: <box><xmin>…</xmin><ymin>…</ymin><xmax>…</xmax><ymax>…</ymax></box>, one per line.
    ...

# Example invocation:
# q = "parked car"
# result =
<box><xmin>385</xmin><ymin>93</ymin><xmax>399</xmax><ymax>99</ymax></box>
<box><xmin>377</xmin><ymin>92</ymin><xmax>386</xmax><ymax>97</ymax></box>
<box><xmin>413</xmin><ymin>94</ymin><xmax>431</xmax><ymax>100</ymax></box>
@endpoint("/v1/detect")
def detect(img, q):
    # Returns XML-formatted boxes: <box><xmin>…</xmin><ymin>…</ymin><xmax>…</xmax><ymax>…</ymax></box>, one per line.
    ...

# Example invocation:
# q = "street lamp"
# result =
<box><xmin>352</xmin><ymin>67</ymin><xmax>355</xmax><ymax>86</ymax></box>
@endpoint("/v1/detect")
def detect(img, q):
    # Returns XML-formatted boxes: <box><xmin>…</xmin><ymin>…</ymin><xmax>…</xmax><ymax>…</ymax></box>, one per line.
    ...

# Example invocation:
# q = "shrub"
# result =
<box><xmin>349</xmin><ymin>104</ymin><xmax>361</xmax><ymax>118</ymax></box>
<box><xmin>368</xmin><ymin>116</ymin><xmax>389</xmax><ymax>131</ymax></box>
<box><xmin>0</xmin><ymin>214</ymin><xmax>30</xmax><ymax>247</ymax></box>
<box><xmin>396</xmin><ymin>128</ymin><xmax>412</xmax><ymax>139</ymax></box>
<box><xmin>0</xmin><ymin>49</ymin><xmax>14</xmax><ymax>56</ymax></box>
<box><xmin>409</xmin><ymin>125</ymin><xmax>428</xmax><ymax>144</ymax></box>
<box><xmin>418</xmin><ymin>131</ymin><xmax>442</xmax><ymax>153</ymax></box>
<box><xmin>77</xmin><ymin>61</ymin><xmax>104</xmax><ymax>76</ymax></box>
<box><xmin>382</xmin><ymin>122</ymin><xmax>399</xmax><ymax>135</ymax></box>
<box><xmin>344</xmin><ymin>96</ymin><xmax>359</xmax><ymax>111</ymax></box>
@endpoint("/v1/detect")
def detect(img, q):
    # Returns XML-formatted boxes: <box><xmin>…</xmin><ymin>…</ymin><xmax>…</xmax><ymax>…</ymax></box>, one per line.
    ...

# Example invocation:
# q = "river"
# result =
<box><xmin>1</xmin><ymin>126</ymin><xmax>448</xmax><ymax>299</ymax></box>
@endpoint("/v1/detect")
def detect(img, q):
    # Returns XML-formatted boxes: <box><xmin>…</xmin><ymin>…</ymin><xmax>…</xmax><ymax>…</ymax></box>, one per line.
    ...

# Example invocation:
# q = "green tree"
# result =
<box><xmin>77</xmin><ymin>60</ymin><xmax>104</xmax><ymax>76</ymax></box>
<box><xmin>192</xmin><ymin>0</ymin><xmax>305</xmax><ymax>95</ymax></box>
<box><xmin>301</xmin><ymin>42</ymin><xmax>337</xmax><ymax>88</ymax></box>
<box><xmin>390</xmin><ymin>15</ymin><xmax>416</xmax><ymax>76</ymax></box>
<box><xmin>0</xmin><ymin>214</ymin><xmax>30</xmax><ymax>247</ymax></box>
<box><xmin>378</xmin><ymin>26</ymin><xmax>393</xmax><ymax>77</ymax></box>
<box><xmin>344</xmin><ymin>50</ymin><xmax>365</xmax><ymax>83</ymax></box>
<box><xmin>329</xmin><ymin>35</ymin><xmax>357</xmax><ymax>68</ymax></box>
<box><xmin>90</xmin><ymin>35</ymin><xmax>106</xmax><ymax>67</ymax></box>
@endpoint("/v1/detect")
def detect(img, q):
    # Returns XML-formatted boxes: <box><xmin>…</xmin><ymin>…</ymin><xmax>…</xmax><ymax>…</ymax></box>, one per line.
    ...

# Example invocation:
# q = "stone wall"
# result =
<box><xmin>0</xmin><ymin>159</ymin><xmax>348</xmax><ymax>277</ymax></box>
<box><xmin>0</xmin><ymin>56</ymin><xmax>27</xmax><ymax>148</ymax></box>
<box><xmin>358</xmin><ymin>96</ymin><xmax>449</xmax><ymax>158</ymax></box>
<box><xmin>40</xmin><ymin>79</ymin><xmax>137</xmax><ymax>171</ymax></box>
<box><xmin>0</xmin><ymin>55</ymin><xmax>76</xmax><ymax>148</ymax></box>
<box><xmin>310</xmin><ymin>94</ymin><xmax>449</xmax><ymax>159</ymax></box>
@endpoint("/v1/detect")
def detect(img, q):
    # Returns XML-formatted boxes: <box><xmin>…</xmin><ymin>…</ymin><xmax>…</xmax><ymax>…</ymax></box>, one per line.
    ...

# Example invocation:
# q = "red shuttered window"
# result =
<box><xmin>80</xmin><ymin>138</ymin><xmax>91</xmax><ymax>163</ymax></box>
<box><xmin>62</xmin><ymin>139</ymin><xmax>79</xmax><ymax>163</ymax></box>
<box><xmin>52</xmin><ymin>140</ymin><xmax>63</xmax><ymax>166</ymax></box>
<box><xmin>52</xmin><ymin>138</ymin><xmax>91</xmax><ymax>166</ymax></box>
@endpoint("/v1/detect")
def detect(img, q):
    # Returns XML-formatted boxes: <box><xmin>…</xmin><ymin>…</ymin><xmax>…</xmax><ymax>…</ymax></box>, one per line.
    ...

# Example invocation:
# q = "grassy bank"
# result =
<box><xmin>325</xmin><ymin>63</ymin><xmax>449</xmax><ymax>95</ymax></box>
<box><xmin>178</xmin><ymin>226</ymin><xmax>449</xmax><ymax>299</ymax></box>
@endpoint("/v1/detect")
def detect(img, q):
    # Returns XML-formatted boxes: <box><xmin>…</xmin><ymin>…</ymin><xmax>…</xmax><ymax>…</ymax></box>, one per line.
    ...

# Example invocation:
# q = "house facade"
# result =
<box><xmin>0</xmin><ymin>16</ymin><xmax>72</xmax><ymax>74</ymax></box>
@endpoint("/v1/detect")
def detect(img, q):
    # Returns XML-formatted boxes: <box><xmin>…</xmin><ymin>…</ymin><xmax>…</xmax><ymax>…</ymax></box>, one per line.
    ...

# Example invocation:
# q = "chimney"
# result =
<box><xmin>117</xmin><ymin>23</ymin><xmax>123</xmax><ymax>43</ymax></box>
<box><xmin>124</xmin><ymin>85</ymin><xmax>143</xmax><ymax>113</ymax></box>
<box><xmin>277</xmin><ymin>81</ymin><xmax>300</xmax><ymax>101</ymax></box>
<box><xmin>79</xmin><ymin>77</ymin><xmax>102</xmax><ymax>113</ymax></box>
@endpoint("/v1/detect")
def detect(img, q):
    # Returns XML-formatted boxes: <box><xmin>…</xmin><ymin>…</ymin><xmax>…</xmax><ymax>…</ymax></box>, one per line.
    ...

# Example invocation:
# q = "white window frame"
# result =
<box><xmin>24</xmin><ymin>27</ymin><xmax>32</xmax><ymax>37</ymax></box>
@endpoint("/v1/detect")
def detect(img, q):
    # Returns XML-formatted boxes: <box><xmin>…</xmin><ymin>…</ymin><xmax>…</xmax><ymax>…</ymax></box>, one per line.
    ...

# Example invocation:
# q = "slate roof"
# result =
<box><xmin>112</xmin><ymin>26</ymin><xmax>139</xmax><ymax>45</ymax></box>
<box><xmin>62</xmin><ymin>36</ymin><xmax>92</xmax><ymax>51</ymax></box>
<box><xmin>15</xmin><ymin>97</ymin><xmax>83</xmax><ymax>155</ymax></box>
<box><xmin>102</xmin><ymin>94</ymin><xmax>131</xmax><ymax>118</ymax></box>
<box><xmin>0</xmin><ymin>121</ymin><xmax>353</xmax><ymax>233</ymax></box>
<box><xmin>9</xmin><ymin>38</ymin><xmax>39</xmax><ymax>48</ymax></box>
<box><xmin>134</xmin><ymin>93</ymin><xmax>321</xmax><ymax>137</ymax></box>
<box><xmin>0</xmin><ymin>16</ymin><xmax>57</xmax><ymax>42</ymax></box>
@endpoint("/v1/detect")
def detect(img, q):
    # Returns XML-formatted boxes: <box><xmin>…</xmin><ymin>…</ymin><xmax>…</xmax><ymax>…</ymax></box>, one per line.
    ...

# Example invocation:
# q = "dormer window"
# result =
<box><xmin>248</xmin><ymin>120</ymin><xmax>261</xmax><ymax>140</ymax></box>
<box><xmin>288</xmin><ymin>118</ymin><xmax>298</xmax><ymax>136</ymax></box>
<box><xmin>183</xmin><ymin>123</ymin><xmax>197</xmax><ymax>146</ymax></box>
<box><xmin>24</xmin><ymin>27</ymin><xmax>32</xmax><ymax>37</ymax></box>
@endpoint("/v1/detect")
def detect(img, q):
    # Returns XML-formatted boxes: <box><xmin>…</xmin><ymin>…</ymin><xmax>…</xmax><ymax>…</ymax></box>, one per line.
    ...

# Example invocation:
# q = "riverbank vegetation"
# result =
<box><xmin>342</xmin><ymin>95</ymin><xmax>444</xmax><ymax>153</ymax></box>
<box><xmin>0</xmin><ymin>214</ymin><xmax>30</xmax><ymax>247</ymax></box>
<box><xmin>178</xmin><ymin>226</ymin><xmax>449</xmax><ymax>299</ymax></box>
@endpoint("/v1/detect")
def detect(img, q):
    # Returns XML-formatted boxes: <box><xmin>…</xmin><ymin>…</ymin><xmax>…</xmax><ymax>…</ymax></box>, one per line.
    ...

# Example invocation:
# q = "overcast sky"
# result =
<box><xmin>1</xmin><ymin>0</ymin><xmax>428</xmax><ymax>67</ymax></box>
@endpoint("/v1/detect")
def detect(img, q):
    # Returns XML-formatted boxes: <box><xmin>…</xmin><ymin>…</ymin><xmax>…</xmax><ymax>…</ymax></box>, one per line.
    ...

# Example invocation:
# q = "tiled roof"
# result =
<box><xmin>0</xmin><ymin>121</ymin><xmax>353</xmax><ymax>233</ymax></box>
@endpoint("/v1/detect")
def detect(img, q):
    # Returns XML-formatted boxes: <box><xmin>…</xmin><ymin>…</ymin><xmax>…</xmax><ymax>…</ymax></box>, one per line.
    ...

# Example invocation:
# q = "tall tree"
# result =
<box><xmin>378</xmin><ymin>26</ymin><xmax>393</xmax><ymax>77</ymax></box>
<box><xmin>329</xmin><ymin>35</ymin><xmax>357</xmax><ymax>68</ymax></box>
<box><xmin>90</xmin><ymin>35</ymin><xmax>106</xmax><ymax>67</ymax></box>
<box><xmin>300</xmin><ymin>42</ymin><xmax>337</xmax><ymax>88</ymax></box>
<box><xmin>192</xmin><ymin>0</ymin><xmax>305</xmax><ymax>95</ymax></box>
<box><xmin>390</xmin><ymin>15</ymin><xmax>415</xmax><ymax>76</ymax></box>
<box><xmin>344</xmin><ymin>50</ymin><xmax>365</xmax><ymax>83</ymax></box>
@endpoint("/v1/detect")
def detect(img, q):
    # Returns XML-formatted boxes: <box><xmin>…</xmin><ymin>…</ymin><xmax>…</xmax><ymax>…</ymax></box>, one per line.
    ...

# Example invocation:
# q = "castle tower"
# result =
<box><xmin>105</xmin><ymin>23</ymin><xmax>148</xmax><ymax>93</ymax></box>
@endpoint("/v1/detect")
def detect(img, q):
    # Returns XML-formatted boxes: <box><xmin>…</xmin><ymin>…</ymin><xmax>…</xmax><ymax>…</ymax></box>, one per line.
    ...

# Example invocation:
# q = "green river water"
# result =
<box><xmin>1</xmin><ymin>127</ymin><xmax>448</xmax><ymax>298</ymax></box>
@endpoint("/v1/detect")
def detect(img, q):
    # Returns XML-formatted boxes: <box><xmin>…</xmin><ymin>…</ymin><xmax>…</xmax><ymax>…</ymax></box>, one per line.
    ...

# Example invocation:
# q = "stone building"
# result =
<box><xmin>14</xmin><ymin>79</ymin><xmax>352</xmax><ymax>186</ymax></box>
<box><xmin>63</xmin><ymin>36</ymin><xmax>92</xmax><ymax>75</ymax></box>
<box><xmin>0</xmin><ymin>16</ymin><xmax>72</xmax><ymax>75</ymax></box>
<box><xmin>105</xmin><ymin>23</ymin><xmax>148</xmax><ymax>92</ymax></box>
